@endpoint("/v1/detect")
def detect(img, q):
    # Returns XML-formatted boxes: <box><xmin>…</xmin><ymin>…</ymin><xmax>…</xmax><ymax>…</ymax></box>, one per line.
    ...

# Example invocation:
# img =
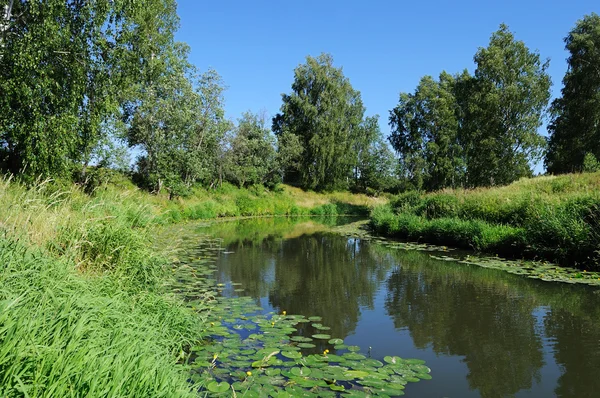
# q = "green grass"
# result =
<box><xmin>371</xmin><ymin>173</ymin><xmax>600</xmax><ymax>269</ymax></box>
<box><xmin>0</xmin><ymin>177</ymin><xmax>210</xmax><ymax>397</ymax></box>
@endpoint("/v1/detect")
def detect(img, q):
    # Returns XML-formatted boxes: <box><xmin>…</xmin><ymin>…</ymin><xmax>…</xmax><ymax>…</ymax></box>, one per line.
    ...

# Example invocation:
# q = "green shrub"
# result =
<box><xmin>416</xmin><ymin>193</ymin><xmax>459</xmax><ymax>219</ymax></box>
<box><xmin>390</xmin><ymin>191</ymin><xmax>422</xmax><ymax>212</ymax></box>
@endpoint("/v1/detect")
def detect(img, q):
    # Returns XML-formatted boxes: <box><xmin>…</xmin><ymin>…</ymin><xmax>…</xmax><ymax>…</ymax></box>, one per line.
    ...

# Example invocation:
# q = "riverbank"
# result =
<box><xmin>370</xmin><ymin>172</ymin><xmax>600</xmax><ymax>270</ymax></box>
<box><xmin>0</xmin><ymin>176</ymin><xmax>381</xmax><ymax>396</ymax></box>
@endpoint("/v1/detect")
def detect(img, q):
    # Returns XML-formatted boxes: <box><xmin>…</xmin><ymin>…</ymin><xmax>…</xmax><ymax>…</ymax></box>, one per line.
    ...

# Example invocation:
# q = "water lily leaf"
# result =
<box><xmin>328</xmin><ymin>338</ymin><xmax>344</xmax><ymax>345</ymax></box>
<box><xmin>330</xmin><ymin>384</ymin><xmax>345</xmax><ymax>391</ymax></box>
<box><xmin>312</xmin><ymin>334</ymin><xmax>331</xmax><ymax>340</ymax></box>
<box><xmin>297</xmin><ymin>343</ymin><xmax>316</xmax><ymax>349</ymax></box>
<box><xmin>291</xmin><ymin>366</ymin><xmax>312</xmax><ymax>377</ymax></box>
<box><xmin>281</xmin><ymin>351</ymin><xmax>302</xmax><ymax>359</ymax></box>
<box><xmin>341</xmin><ymin>390</ymin><xmax>369</xmax><ymax>397</ymax></box>
<box><xmin>207</xmin><ymin>381</ymin><xmax>230</xmax><ymax>393</ymax></box>
<box><xmin>363</xmin><ymin>358</ymin><xmax>384</xmax><ymax>368</ymax></box>
<box><xmin>290</xmin><ymin>336</ymin><xmax>313</xmax><ymax>343</ymax></box>
<box><xmin>405</xmin><ymin>358</ymin><xmax>426</xmax><ymax>365</ymax></box>
<box><xmin>343</xmin><ymin>352</ymin><xmax>366</xmax><ymax>360</ymax></box>
<box><xmin>384</xmin><ymin>355</ymin><xmax>402</xmax><ymax>364</ymax></box>
<box><xmin>347</xmin><ymin>345</ymin><xmax>361</xmax><ymax>352</ymax></box>
<box><xmin>272</xmin><ymin>392</ymin><xmax>294</xmax><ymax>398</ymax></box>
<box><xmin>379</xmin><ymin>387</ymin><xmax>405</xmax><ymax>396</ymax></box>
<box><xmin>265</xmin><ymin>368</ymin><xmax>281</xmax><ymax>376</ymax></box>
<box><xmin>344</xmin><ymin>370</ymin><xmax>369</xmax><ymax>378</ymax></box>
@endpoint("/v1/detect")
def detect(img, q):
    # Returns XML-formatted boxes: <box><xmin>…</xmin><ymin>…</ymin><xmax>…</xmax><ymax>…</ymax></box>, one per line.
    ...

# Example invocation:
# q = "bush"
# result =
<box><xmin>390</xmin><ymin>191</ymin><xmax>422</xmax><ymax>212</ymax></box>
<box><xmin>416</xmin><ymin>193</ymin><xmax>459</xmax><ymax>219</ymax></box>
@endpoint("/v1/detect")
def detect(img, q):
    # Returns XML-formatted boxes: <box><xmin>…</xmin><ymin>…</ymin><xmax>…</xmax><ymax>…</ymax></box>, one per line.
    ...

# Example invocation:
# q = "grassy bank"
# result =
<box><xmin>0</xmin><ymin>176</ymin><xmax>381</xmax><ymax>396</ymax></box>
<box><xmin>370</xmin><ymin>172</ymin><xmax>600</xmax><ymax>270</ymax></box>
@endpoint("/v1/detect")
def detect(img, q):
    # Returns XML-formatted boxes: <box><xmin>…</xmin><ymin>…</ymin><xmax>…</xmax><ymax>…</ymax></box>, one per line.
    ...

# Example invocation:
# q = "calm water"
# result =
<box><xmin>195</xmin><ymin>217</ymin><xmax>600</xmax><ymax>398</ymax></box>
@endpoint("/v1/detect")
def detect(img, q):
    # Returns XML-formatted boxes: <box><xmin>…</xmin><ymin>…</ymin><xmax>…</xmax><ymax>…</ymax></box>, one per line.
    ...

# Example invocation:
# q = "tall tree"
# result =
<box><xmin>225</xmin><ymin>111</ymin><xmax>278</xmax><ymax>188</ymax></box>
<box><xmin>0</xmin><ymin>0</ymin><xmax>90</xmax><ymax>177</ymax></box>
<box><xmin>389</xmin><ymin>72</ymin><xmax>463</xmax><ymax>191</ymax></box>
<box><xmin>0</xmin><ymin>0</ymin><xmax>185</xmax><ymax>180</ymax></box>
<box><xmin>355</xmin><ymin>117</ymin><xmax>397</xmax><ymax>193</ymax></box>
<box><xmin>464</xmin><ymin>24</ymin><xmax>551</xmax><ymax>186</ymax></box>
<box><xmin>546</xmin><ymin>13</ymin><xmax>600</xmax><ymax>174</ymax></box>
<box><xmin>273</xmin><ymin>53</ymin><xmax>365</xmax><ymax>191</ymax></box>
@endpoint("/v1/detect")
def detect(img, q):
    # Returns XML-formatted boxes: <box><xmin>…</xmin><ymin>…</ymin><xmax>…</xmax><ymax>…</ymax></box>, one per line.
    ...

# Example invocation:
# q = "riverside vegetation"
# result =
<box><xmin>0</xmin><ymin>176</ymin><xmax>409</xmax><ymax>397</ymax></box>
<box><xmin>370</xmin><ymin>172</ymin><xmax>600</xmax><ymax>270</ymax></box>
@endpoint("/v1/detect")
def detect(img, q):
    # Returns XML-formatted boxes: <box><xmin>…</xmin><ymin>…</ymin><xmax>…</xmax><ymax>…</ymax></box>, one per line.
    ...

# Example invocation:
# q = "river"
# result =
<box><xmin>182</xmin><ymin>216</ymin><xmax>600</xmax><ymax>398</ymax></box>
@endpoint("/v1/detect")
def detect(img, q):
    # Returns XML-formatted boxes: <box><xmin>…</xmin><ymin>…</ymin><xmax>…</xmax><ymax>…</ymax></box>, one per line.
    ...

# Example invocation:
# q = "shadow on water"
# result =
<box><xmin>196</xmin><ymin>217</ymin><xmax>600</xmax><ymax>398</ymax></box>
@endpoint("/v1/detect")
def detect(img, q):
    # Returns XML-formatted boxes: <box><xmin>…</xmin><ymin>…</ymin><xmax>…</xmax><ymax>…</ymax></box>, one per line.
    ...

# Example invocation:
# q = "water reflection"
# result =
<box><xmin>199</xmin><ymin>218</ymin><xmax>600</xmax><ymax>398</ymax></box>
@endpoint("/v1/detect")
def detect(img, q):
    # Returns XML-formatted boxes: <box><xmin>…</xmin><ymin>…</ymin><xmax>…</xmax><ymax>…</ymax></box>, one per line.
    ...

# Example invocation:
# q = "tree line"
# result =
<box><xmin>0</xmin><ymin>2</ymin><xmax>598</xmax><ymax>195</ymax></box>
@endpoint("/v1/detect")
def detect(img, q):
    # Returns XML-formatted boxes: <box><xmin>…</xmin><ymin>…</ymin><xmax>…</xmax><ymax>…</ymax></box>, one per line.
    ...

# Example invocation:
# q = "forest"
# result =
<box><xmin>1</xmin><ymin>2</ymin><xmax>599</xmax><ymax>195</ymax></box>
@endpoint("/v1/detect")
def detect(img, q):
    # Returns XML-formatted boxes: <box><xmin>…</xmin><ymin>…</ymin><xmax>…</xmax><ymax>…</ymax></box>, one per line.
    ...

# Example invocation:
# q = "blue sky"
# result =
<box><xmin>175</xmin><ymin>0</ymin><xmax>598</xmax><ymax>141</ymax></box>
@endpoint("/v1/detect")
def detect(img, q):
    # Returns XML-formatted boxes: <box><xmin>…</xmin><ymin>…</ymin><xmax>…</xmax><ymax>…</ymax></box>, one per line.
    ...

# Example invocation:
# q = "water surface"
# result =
<box><xmin>196</xmin><ymin>217</ymin><xmax>600</xmax><ymax>398</ymax></box>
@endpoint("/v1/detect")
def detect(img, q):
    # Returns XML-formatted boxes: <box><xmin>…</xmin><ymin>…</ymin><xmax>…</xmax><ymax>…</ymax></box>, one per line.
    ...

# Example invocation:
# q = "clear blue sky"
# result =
<box><xmin>175</xmin><ymin>0</ymin><xmax>598</xmax><ymax>141</ymax></box>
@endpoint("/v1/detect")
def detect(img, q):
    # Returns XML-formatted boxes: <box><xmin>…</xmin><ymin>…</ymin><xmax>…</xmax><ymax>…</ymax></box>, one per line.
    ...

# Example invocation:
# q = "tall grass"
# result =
<box><xmin>151</xmin><ymin>183</ymin><xmax>376</xmax><ymax>223</ymax></box>
<box><xmin>0</xmin><ymin>178</ymin><xmax>206</xmax><ymax>397</ymax></box>
<box><xmin>371</xmin><ymin>173</ymin><xmax>600</xmax><ymax>269</ymax></box>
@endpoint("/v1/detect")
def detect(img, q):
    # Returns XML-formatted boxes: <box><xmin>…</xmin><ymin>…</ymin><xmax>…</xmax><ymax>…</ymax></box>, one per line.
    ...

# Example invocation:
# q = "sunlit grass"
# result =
<box><xmin>371</xmin><ymin>172</ymin><xmax>600</xmax><ymax>269</ymax></box>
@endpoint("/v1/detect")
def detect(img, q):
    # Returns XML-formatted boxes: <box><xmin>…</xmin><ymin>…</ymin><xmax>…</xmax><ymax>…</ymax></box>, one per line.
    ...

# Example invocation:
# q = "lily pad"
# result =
<box><xmin>281</xmin><ymin>351</ymin><xmax>303</xmax><ymax>359</ymax></box>
<box><xmin>291</xmin><ymin>366</ymin><xmax>312</xmax><ymax>377</ymax></box>
<box><xmin>207</xmin><ymin>381</ymin><xmax>230</xmax><ymax>393</ymax></box>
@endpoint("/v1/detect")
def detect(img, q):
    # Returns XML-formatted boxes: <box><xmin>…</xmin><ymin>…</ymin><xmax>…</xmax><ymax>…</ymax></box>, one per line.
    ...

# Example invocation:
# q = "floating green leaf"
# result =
<box><xmin>207</xmin><ymin>381</ymin><xmax>230</xmax><ymax>393</ymax></box>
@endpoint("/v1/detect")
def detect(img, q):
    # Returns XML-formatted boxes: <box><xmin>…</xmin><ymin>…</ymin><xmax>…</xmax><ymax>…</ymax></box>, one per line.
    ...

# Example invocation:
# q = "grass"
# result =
<box><xmin>0</xmin><ymin>177</ymin><xmax>208</xmax><ymax>397</ymax></box>
<box><xmin>370</xmin><ymin>172</ymin><xmax>600</xmax><ymax>269</ymax></box>
<box><xmin>0</xmin><ymin>174</ymin><xmax>382</xmax><ymax>397</ymax></box>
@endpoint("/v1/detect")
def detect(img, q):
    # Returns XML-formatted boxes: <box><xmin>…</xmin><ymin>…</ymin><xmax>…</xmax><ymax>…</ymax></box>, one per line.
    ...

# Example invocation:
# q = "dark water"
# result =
<box><xmin>198</xmin><ymin>217</ymin><xmax>600</xmax><ymax>398</ymax></box>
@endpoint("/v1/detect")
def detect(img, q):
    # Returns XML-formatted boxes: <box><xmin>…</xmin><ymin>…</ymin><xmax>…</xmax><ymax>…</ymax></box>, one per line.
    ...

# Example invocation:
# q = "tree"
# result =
<box><xmin>546</xmin><ymin>13</ymin><xmax>600</xmax><ymax>174</ymax></box>
<box><xmin>0</xmin><ymin>0</ymin><xmax>186</xmax><ymax>181</ymax></box>
<box><xmin>273</xmin><ymin>53</ymin><xmax>365</xmax><ymax>191</ymax></box>
<box><xmin>464</xmin><ymin>24</ymin><xmax>551</xmax><ymax>186</ymax></box>
<box><xmin>125</xmin><ymin>48</ymin><xmax>231</xmax><ymax>195</ymax></box>
<box><xmin>355</xmin><ymin>119</ymin><xmax>397</xmax><ymax>193</ymax></box>
<box><xmin>0</xmin><ymin>1</ymin><xmax>91</xmax><ymax>178</ymax></box>
<box><xmin>389</xmin><ymin>73</ymin><xmax>463</xmax><ymax>191</ymax></box>
<box><xmin>225</xmin><ymin>112</ymin><xmax>279</xmax><ymax>188</ymax></box>
<box><xmin>181</xmin><ymin>69</ymin><xmax>231</xmax><ymax>188</ymax></box>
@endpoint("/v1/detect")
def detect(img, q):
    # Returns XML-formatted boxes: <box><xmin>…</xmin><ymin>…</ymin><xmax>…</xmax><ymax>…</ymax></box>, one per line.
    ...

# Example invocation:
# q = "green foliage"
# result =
<box><xmin>225</xmin><ymin>112</ymin><xmax>280</xmax><ymax>188</ymax></box>
<box><xmin>353</xmin><ymin>116</ymin><xmax>398</xmax><ymax>193</ymax></box>
<box><xmin>390</xmin><ymin>24</ymin><xmax>551</xmax><ymax>190</ymax></box>
<box><xmin>390</xmin><ymin>72</ymin><xmax>464</xmax><ymax>190</ymax></box>
<box><xmin>371</xmin><ymin>174</ymin><xmax>600</xmax><ymax>269</ymax></box>
<box><xmin>273</xmin><ymin>53</ymin><xmax>374</xmax><ymax>191</ymax></box>
<box><xmin>0</xmin><ymin>178</ymin><xmax>206</xmax><ymax>397</ymax></box>
<box><xmin>0</xmin><ymin>238</ymin><xmax>200</xmax><ymax>397</ymax></box>
<box><xmin>417</xmin><ymin>193</ymin><xmax>460</xmax><ymax>219</ymax></box>
<box><xmin>546</xmin><ymin>13</ymin><xmax>600</xmax><ymax>174</ymax></box>
<box><xmin>463</xmin><ymin>24</ymin><xmax>550</xmax><ymax>186</ymax></box>
<box><xmin>583</xmin><ymin>153</ymin><xmax>600</xmax><ymax>173</ymax></box>
<box><xmin>125</xmin><ymin>36</ymin><xmax>231</xmax><ymax>195</ymax></box>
